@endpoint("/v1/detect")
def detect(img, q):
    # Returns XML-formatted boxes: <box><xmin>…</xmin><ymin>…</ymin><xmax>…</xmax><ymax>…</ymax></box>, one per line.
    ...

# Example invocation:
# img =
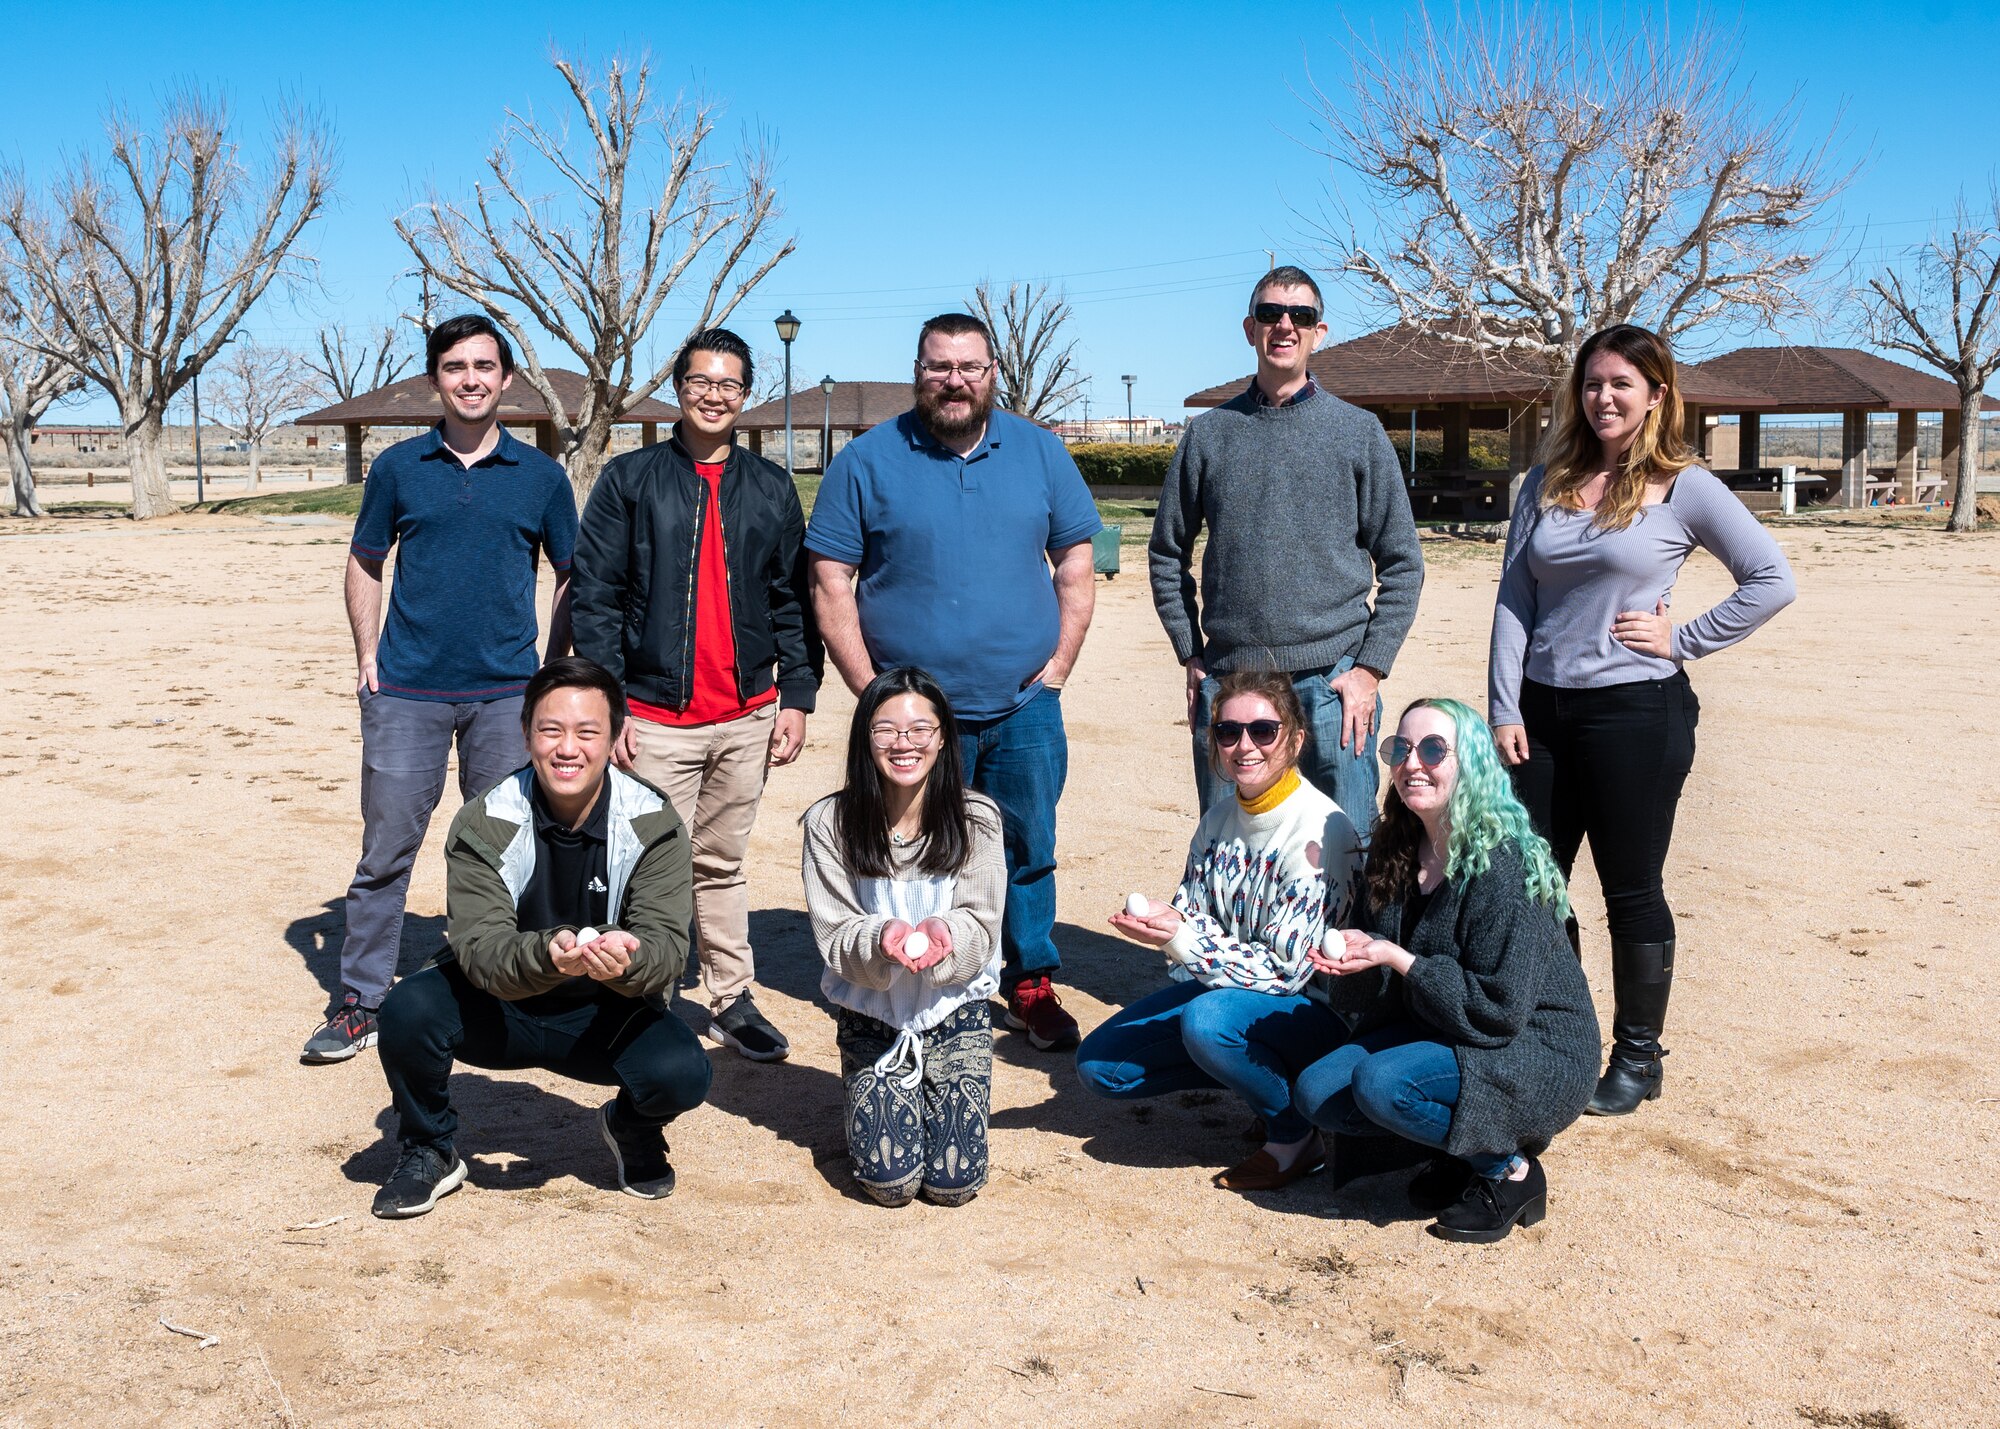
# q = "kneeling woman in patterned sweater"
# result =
<box><xmin>1297</xmin><ymin>698</ymin><xmax>1598</xmax><ymax>1243</ymax></box>
<box><xmin>801</xmin><ymin>667</ymin><xmax>1006</xmax><ymax>1207</ymax></box>
<box><xmin>1076</xmin><ymin>670</ymin><xmax>1363</xmax><ymax>1192</ymax></box>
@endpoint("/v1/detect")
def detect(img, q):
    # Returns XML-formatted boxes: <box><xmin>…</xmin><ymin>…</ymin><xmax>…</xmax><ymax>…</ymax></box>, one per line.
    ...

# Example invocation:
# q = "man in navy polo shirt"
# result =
<box><xmin>808</xmin><ymin>312</ymin><xmax>1100</xmax><ymax>1051</ymax></box>
<box><xmin>303</xmin><ymin>313</ymin><xmax>579</xmax><ymax>1065</ymax></box>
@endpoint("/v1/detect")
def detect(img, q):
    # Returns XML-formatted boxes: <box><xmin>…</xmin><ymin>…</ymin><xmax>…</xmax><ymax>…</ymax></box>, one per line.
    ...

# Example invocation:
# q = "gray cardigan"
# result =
<box><xmin>1332</xmin><ymin>840</ymin><xmax>1599</xmax><ymax>1160</ymax></box>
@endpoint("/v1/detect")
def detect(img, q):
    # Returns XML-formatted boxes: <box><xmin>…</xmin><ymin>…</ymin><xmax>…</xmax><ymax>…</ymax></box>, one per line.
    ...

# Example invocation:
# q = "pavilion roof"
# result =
<box><xmin>736</xmin><ymin>380</ymin><xmax>911</xmax><ymax>432</ymax></box>
<box><xmin>1184</xmin><ymin>324</ymin><xmax>1773</xmax><ymax>410</ymax></box>
<box><xmin>1682</xmin><ymin>346</ymin><xmax>1999</xmax><ymax>413</ymax></box>
<box><xmin>294</xmin><ymin>368</ymin><xmax>679</xmax><ymax>426</ymax></box>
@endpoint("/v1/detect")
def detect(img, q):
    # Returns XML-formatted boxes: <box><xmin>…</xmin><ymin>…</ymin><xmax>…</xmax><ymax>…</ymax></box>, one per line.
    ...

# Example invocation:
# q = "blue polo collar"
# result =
<box><xmin>417</xmin><ymin>421</ymin><xmax>527</xmax><ymax>467</ymax></box>
<box><xmin>900</xmin><ymin>408</ymin><xmax>1004</xmax><ymax>460</ymax></box>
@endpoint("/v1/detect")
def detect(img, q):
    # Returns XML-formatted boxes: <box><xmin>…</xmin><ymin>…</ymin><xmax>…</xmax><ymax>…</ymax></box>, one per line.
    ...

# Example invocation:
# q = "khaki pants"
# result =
<box><xmin>627</xmin><ymin>704</ymin><xmax>775</xmax><ymax>1013</ymax></box>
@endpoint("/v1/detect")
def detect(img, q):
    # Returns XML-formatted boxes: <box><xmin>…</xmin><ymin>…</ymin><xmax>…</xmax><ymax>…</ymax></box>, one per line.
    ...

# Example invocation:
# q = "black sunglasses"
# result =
<box><xmin>1214</xmin><ymin>719</ymin><xmax>1284</xmax><ymax>749</ymax></box>
<box><xmin>1251</xmin><ymin>302</ymin><xmax>1320</xmax><ymax>327</ymax></box>
<box><xmin>1380</xmin><ymin>734</ymin><xmax>1452</xmax><ymax>769</ymax></box>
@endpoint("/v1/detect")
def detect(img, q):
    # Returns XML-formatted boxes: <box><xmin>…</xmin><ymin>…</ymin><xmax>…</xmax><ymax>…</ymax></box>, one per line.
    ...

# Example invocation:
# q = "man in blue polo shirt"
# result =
<box><xmin>808</xmin><ymin>312</ymin><xmax>1100</xmax><ymax>1051</ymax></box>
<box><xmin>303</xmin><ymin>313</ymin><xmax>579</xmax><ymax>1065</ymax></box>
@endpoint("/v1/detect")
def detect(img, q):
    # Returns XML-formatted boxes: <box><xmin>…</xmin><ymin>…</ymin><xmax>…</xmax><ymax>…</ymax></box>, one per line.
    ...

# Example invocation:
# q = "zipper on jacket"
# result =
<box><xmin>715</xmin><ymin>454</ymin><xmax>743</xmax><ymax>703</ymax></box>
<box><xmin>678</xmin><ymin>462</ymin><xmax>701</xmax><ymax>711</ymax></box>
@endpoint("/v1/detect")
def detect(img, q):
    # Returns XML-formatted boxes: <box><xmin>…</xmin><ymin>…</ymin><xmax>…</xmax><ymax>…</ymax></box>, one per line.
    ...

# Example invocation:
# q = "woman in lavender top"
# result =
<box><xmin>1488</xmin><ymin>324</ymin><xmax>1795</xmax><ymax>1117</ymax></box>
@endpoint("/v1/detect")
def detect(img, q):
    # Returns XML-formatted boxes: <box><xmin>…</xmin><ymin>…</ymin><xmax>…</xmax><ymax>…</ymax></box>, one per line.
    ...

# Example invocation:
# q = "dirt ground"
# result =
<box><xmin>1</xmin><ymin>509</ymin><xmax>1995</xmax><ymax>1428</ymax></box>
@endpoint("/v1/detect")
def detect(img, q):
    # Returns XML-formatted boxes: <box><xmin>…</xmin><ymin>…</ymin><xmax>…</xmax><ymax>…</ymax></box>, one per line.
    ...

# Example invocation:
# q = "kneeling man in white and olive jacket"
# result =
<box><xmin>371</xmin><ymin>657</ymin><xmax>710</xmax><ymax>1219</ymax></box>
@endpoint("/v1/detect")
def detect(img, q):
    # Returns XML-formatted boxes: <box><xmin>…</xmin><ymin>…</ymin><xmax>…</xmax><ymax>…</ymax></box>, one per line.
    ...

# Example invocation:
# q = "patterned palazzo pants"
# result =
<box><xmin>835</xmin><ymin>1002</ymin><xmax>992</xmax><ymax>1207</ymax></box>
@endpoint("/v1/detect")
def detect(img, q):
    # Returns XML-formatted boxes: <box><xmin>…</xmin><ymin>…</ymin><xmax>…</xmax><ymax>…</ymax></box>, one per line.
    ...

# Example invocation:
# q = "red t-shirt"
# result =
<box><xmin>628</xmin><ymin>461</ymin><xmax>780</xmax><ymax>728</ymax></box>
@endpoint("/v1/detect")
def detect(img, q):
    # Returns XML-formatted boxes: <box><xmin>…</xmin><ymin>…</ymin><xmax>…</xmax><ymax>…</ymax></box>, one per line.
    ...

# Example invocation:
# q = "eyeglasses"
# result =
<box><xmin>1250</xmin><ymin>302</ymin><xmax>1321</xmax><ymax>328</ymax></box>
<box><xmin>916</xmin><ymin>360</ymin><xmax>994</xmax><ymax>382</ymax></box>
<box><xmin>868</xmin><ymin>722</ymin><xmax>940</xmax><ymax>750</ymax></box>
<box><xmin>1213</xmin><ymin>719</ymin><xmax>1284</xmax><ymax>749</ymax></box>
<box><xmin>679</xmin><ymin>375</ymin><xmax>747</xmax><ymax>399</ymax></box>
<box><xmin>1380</xmin><ymin>734</ymin><xmax>1453</xmax><ymax>769</ymax></box>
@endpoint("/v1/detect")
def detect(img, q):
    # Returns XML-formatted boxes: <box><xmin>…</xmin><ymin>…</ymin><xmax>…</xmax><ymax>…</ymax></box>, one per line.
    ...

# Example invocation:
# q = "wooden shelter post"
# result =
<box><xmin>1895</xmin><ymin>410</ymin><xmax>1919</xmax><ymax>502</ymax></box>
<box><xmin>343</xmin><ymin>423</ymin><xmax>363</xmax><ymax>485</ymax></box>
<box><xmin>1739</xmin><ymin>412</ymin><xmax>1761</xmax><ymax>470</ymax></box>
<box><xmin>1840</xmin><ymin>410</ymin><xmax>1868</xmax><ymax>507</ymax></box>
<box><xmin>642</xmin><ymin>422</ymin><xmax>658</xmax><ymax>447</ymax></box>
<box><xmin>1442</xmin><ymin>404</ymin><xmax>1470</xmax><ymax>471</ymax></box>
<box><xmin>1941</xmin><ymin>408</ymin><xmax>1963</xmax><ymax>487</ymax></box>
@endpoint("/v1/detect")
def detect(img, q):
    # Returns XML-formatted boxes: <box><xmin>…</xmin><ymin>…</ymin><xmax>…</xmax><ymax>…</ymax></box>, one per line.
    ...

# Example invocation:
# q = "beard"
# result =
<box><xmin>914</xmin><ymin>379</ymin><xmax>996</xmax><ymax>444</ymax></box>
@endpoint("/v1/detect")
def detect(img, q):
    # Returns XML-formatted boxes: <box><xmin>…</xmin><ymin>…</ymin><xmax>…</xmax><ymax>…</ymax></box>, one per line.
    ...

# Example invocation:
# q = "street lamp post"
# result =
<box><xmin>774</xmin><ymin>309</ymin><xmax>801</xmax><ymax>476</ymax></box>
<box><xmin>1121</xmin><ymin>374</ymin><xmax>1137</xmax><ymax>445</ymax></box>
<box><xmin>819</xmin><ymin>375</ymin><xmax>836</xmax><ymax>473</ymax></box>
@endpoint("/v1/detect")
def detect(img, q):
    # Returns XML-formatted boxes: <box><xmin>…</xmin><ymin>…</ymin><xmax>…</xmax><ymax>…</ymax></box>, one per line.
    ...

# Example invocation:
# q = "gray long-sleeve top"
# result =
<box><xmin>1487</xmin><ymin>466</ymin><xmax>1797</xmax><ymax>726</ymax></box>
<box><xmin>1149</xmin><ymin>388</ymin><xmax>1424</xmax><ymax>676</ymax></box>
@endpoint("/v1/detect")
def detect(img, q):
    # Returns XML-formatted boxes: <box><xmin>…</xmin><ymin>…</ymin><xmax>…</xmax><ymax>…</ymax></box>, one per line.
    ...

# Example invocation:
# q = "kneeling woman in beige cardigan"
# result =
<box><xmin>801</xmin><ymin>667</ymin><xmax>1006</xmax><ymax>1207</ymax></box>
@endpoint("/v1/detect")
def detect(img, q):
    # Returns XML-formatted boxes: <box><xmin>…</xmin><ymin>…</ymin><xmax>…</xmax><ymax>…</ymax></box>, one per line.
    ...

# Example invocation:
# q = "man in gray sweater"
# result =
<box><xmin>1149</xmin><ymin>267</ymin><xmax>1423</xmax><ymax>832</ymax></box>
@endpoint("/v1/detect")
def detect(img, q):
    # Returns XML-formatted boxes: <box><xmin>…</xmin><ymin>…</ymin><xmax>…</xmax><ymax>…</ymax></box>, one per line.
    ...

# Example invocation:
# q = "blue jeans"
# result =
<box><xmin>1292</xmin><ymin>1022</ymin><xmax>1516</xmax><ymax>1178</ymax></box>
<box><xmin>1193</xmin><ymin>656</ymin><xmax>1379</xmax><ymax>839</ymax></box>
<box><xmin>959</xmin><ymin>686</ymin><xmax>1066</xmax><ymax>988</ymax></box>
<box><xmin>1075</xmin><ymin>980</ymin><xmax>1348</xmax><ymax>1144</ymax></box>
<box><xmin>342</xmin><ymin>690</ymin><xmax>527</xmax><ymax>1009</ymax></box>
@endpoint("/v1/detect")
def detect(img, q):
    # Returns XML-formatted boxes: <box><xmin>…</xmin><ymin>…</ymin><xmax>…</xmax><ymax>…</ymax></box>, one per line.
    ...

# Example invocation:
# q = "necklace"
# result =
<box><xmin>890</xmin><ymin>828</ymin><xmax>913</xmax><ymax>847</ymax></box>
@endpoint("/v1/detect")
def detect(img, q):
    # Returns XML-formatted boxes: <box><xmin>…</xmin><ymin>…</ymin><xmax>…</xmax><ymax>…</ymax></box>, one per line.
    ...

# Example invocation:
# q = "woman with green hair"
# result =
<box><xmin>1294</xmin><ymin>698</ymin><xmax>1598</xmax><ymax>1243</ymax></box>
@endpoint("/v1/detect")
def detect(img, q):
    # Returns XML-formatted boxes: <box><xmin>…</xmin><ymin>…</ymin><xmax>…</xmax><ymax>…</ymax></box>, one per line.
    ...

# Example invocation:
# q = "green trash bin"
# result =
<box><xmin>1092</xmin><ymin>524</ymin><xmax>1122</xmax><ymax>579</ymax></box>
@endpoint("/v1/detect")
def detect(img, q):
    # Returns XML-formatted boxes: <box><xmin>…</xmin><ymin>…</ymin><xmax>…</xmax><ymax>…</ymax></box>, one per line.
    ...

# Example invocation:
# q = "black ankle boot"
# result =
<box><xmin>1407</xmin><ymin>1156</ymin><xmax>1472</xmax><ymax>1213</ymax></box>
<box><xmin>1428</xmin><ymin>1157</ymin><xmax>1547</xmax><ymax>1243</ymax></box>
<box><xmin>1587</xmin><ymin>938</ymin><xmax>1674</xmax><ymax>1116</ymax></box>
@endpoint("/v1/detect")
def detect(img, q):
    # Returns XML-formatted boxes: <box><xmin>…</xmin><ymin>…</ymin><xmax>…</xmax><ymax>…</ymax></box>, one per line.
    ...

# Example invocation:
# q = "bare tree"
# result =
<box><xmin>304</xmin><ymin>322</ymin><xmax>414</xmax><ymax>470</ymax></box>
<box><xmin>396</xmin><ymin>52</ymin><xmax>794</xmax><ymax>497</ymax></box>
<box><xmin>1864</xmin><ymin>195</ymin><xmax>2000</xmax><ymax>533</ymax></box>
<box><xmin>0</xmin><ymin>263</ymin><xmax>85</xmax><ymax>517</ymax></box>
<box><xmin>0</xmin><ymin>91</ymin><xmax>331</xmax><ymax>518</ymax></box>
<box><xmin>971</xmin><ymin>280</ymin><xmax>1086</xmax><ymax>422</ymax></box>
<box><xmin>1308</xmin><ymin>5</ymin><xmax>1847</xmax><ymax>366</ymax></box>
<box><xmin>305</xmin><ymin>322</ymin><xmax>414</xmax><ymax>403</ymax></box>
<box><xmin>207</xmin><ymin>338</ymin><xmax>322</xmax><ymax>491</ymax></box>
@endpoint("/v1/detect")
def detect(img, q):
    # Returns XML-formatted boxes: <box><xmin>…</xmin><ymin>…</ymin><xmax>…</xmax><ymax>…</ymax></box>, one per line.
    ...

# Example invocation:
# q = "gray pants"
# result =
<box><xmin>339</xmin><ymin>689</ymin><xmax>526</xmax><ymax>1010</ymax></box>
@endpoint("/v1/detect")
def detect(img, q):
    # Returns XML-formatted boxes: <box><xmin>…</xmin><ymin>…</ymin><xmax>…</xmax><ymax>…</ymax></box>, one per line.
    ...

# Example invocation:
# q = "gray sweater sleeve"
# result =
<box><xmin>1352</xmin><ymin>421</ymin><xmax>1425</xmax><ymax>676</ymax></box>
<box><xmin>1487</xmin><ymin>468</ymin><xmax>1543</xmax><ymax>727</ymax></box>
<box><xmin>1667</xmin><ymin>469</ymin><xmax>1797</xmax><ymax>662</ymax></box>
<box><xmin>1148</xmin><ymin>429</ymin><xmax>1205</xmax><ymax>666</ymax></box>
<box><xmin>801</xmin><ymin>802</ymin><xmax>897</xmax><ymax>992</ymax></box>
<box><xmin>1400</xmin><ymin>860</ymin><xmax>1545</xmax><ymax>1049</ymax></box>
<box><xmin>927</xmin><ymin>802</ymin><xmax>1007</xmax><ymax>987</ymax></box>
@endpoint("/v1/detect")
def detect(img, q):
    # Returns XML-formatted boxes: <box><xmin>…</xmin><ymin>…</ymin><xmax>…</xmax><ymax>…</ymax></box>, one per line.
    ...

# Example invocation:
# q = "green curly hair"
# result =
<box><xmin>1365</xmin><ymin>698</ymin><xmax>1571</xmax><ymax>919</ymax></box>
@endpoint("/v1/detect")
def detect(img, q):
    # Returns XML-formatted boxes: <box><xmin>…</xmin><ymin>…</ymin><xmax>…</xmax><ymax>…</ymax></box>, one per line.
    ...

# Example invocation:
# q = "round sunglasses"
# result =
<box><xmin>1380</xmin><ymin>734</ymin><xmax>1453</xmax><ymax>768</ymax></box>
<box><xmin>1213</xmin><ymin>718</ymin><xmax>1284</xmax><ymax>749</ymax></box>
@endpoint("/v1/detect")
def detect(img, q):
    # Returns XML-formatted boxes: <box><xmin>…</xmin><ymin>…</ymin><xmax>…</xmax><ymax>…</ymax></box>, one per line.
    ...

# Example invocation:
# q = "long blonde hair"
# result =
<box><xmin>1539</xmin><ymin>324</ymin><xmax>1695</xmax><ymax>531</ymax></box>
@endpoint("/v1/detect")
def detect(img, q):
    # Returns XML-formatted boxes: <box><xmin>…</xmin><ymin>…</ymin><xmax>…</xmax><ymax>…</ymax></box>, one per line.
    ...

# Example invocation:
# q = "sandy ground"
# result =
<box><xmin>1</xmin><ymin>509</ymin><xmax>1996</xmax><ymax>1428</ymax></box>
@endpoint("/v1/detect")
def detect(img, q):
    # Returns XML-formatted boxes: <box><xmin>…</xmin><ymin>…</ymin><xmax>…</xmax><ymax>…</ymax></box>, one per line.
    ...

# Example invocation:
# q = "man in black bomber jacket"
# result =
<box><xmin>572</xmin><ymin>327</ymin><xmax>822</xmax><ymax>1064</ymax></box>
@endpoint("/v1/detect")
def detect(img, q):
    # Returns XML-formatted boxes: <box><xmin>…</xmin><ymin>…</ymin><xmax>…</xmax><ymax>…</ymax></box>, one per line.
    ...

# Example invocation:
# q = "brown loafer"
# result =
<box><xmin>1214</xmin><ymin>1136</ymin><xmax>1325</xmax><ymax>1192</ymax></box>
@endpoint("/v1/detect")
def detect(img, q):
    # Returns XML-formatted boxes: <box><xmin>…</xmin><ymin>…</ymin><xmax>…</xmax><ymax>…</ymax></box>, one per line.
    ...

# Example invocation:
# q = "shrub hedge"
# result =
<box><xmin>1068</xmin><ymin>442</ymin><xmax>1174</xmax><ymax>488</ymax></box>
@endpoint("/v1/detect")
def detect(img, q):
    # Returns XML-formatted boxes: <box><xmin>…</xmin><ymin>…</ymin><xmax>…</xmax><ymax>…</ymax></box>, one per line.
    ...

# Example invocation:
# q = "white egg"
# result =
<box><xmin>1125</xmin><ymin>893</ymin><xmax>1151</xmax><ymax>918</ymax></box>
<box><xmin>575</xmin><ymin>927</ymin><xmax>601</xmax><ymax>945</ymax></box>
<box><xmin>904</xmin><ymin>930</ymin><xmax>931</xmax><ymax>960</ymax></box>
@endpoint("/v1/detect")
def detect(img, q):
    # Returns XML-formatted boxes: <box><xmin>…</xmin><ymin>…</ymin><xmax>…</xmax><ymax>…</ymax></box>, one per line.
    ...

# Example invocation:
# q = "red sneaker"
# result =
<box><xmin>1005</xmin><ymin>975</ymin><xmax>1080</xmax><ymax>1051</ymax></box>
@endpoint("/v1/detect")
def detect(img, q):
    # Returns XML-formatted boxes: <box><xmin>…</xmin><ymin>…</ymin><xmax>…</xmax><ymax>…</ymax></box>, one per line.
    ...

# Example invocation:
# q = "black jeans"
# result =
<box><xmin>378</xmin><ymin>961</ymin><xmax>713</xmax><ymax>1153</ymax></box>
<box><xmin>1509</xmin><ymin>674</ymin><xmax>1698</xmax><ymax>944</ymax></box>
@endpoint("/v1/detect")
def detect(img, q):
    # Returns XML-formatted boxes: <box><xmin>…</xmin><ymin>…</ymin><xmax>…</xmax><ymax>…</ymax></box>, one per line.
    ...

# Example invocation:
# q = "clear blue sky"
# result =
<box><xmin>6</xmin><ymin>0</ymin><xmax>1996</xmax><ymax>425</ymax></box>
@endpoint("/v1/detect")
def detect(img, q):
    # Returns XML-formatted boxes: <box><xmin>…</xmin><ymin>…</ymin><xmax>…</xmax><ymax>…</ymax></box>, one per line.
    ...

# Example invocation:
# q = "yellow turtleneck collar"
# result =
<box><xmin>1236</xmin><ymin>767</ymin><xmax>1300</xmax><ymax>816</ymax></box>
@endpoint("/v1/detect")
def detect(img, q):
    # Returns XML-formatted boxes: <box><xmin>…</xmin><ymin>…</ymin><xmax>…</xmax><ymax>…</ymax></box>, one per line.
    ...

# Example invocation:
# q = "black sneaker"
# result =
<box><xmin>706</xmin><ymin>991</ymin><xmax>790</xmax><ymax>1062</ymax></box>
<box><xmin>371</xmin><ymin>1144</ymin><xmax>468</xmax><ymax>1219</ymax></box>
<box><xmin>1427</xmin><ymin>1157</ymin><xmax>1547</xmax><ymax>1244</ymax></box>
<box><xmin>598</xmin><ymin>1101</ymin><xmax>676</xmax><ymax>1199</ymax></box>
<box><xmin>302</xmin><ymin>994</ymin><xmax>378</xmax><ymax>1064</ymax></box>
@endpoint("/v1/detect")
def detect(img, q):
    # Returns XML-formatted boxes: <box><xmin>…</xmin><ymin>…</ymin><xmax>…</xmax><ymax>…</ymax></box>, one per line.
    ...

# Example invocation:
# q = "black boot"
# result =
<box><xmin>1587</xmin><ymin>938</ymin><xmax>1674</xmax><ymax>1116</ymax></box>
<box><xmin>1407</xmin><ymin>1156</ymin><xmax>1473</xmax><ymax>1213</ymax></box>
<box><xmin>1428</xmin><ymin>1157</ymin><xmax>1547</xmax><ymax>1243</ymax></box>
